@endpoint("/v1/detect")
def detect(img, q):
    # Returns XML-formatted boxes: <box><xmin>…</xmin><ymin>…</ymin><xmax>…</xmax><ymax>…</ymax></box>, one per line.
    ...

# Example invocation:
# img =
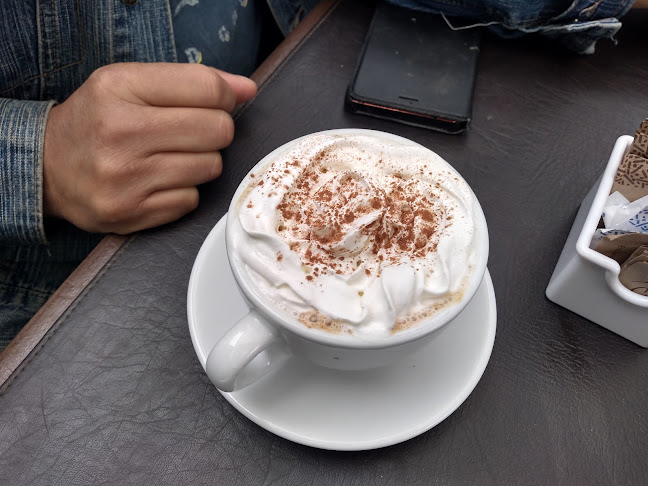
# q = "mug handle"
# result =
<box><xmin>205</xmin><ymin>310</ymin><xmax>282</xmax><ymax>392</ymax></box>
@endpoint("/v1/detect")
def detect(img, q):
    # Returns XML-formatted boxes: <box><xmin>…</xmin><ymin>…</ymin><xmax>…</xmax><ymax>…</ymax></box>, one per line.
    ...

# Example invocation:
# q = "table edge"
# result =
<box><xmin>0</xmin><ymin>0</ymin><xmax>339</xmax><ymax>388</ymax></box>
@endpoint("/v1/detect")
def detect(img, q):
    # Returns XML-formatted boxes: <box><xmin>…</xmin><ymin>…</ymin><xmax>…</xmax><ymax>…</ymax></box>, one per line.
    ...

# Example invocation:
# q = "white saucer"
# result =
<box><xmin>188</xmin><ymin>216</ymin><xmax>497</xmax><ymax>451</ymax></box>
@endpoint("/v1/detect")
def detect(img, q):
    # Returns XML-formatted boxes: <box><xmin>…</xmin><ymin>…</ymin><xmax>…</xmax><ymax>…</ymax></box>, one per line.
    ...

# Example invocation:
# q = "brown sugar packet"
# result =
<box><xmin>611</xmin><ymin>118</ymin><xmax>648</xmax><ymax>202</ymax></box>
<box><xmin>619</xmin><ymin>246</ymin><xmax>648</xmax><ymax>296</ymax></box>
<box><xmin>594</xmin><ymin>233</ymin><xmax>648</xmax><ymax>265</ymax></box>
<box><xmin>630</xmin><ymin>119</ymin><xmax>648</xmax><ymax>157</ymax></box>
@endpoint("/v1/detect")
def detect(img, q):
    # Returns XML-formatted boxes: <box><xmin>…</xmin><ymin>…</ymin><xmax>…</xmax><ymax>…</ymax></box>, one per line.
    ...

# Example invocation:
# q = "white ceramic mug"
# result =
<box><xmin>205</xmin><ymin>129</ymin><xmax>489</xmax><ymax>392</ymax></box>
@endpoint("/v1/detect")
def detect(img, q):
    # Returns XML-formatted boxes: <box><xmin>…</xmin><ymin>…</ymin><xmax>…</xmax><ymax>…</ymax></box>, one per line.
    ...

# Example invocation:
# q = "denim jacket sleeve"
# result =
<box><xmin>0</xmin><ymin>98</ymin><xmax>55</xmax><ymax>245</ymax></box>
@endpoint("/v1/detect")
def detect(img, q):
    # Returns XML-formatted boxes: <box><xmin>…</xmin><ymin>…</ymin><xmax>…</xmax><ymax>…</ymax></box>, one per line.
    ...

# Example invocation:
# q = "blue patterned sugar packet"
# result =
<box><xmin>601</xmin><ymin>191</ymin><xmax>648</xmax><ymax>234</ymax></box>
<box><xmin>591</xmin><ymin>228</ymin><xmax>633</xmax><ymax>246</ymax></box>
<box><xmin>628</xmin><ymin>208</ymin><xmax>648</xmax><ymax>233</ymax></box>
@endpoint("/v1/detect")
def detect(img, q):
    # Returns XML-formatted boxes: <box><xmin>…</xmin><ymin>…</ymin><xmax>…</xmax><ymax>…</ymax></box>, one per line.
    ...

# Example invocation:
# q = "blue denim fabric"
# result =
<box><xmin>387</xmin><ymin>0</ymin><xmax>635</xmax><ymax>54</ymax></box>
<box><xmin>0</xmin><ymin>0</ymin><xmax>314</xmax><ymax>350</ymax></box>
<box><xmin>266</xmin><ymin>0</ymin><xmax>322</xmax><ymax>35</ymax></box>
<box><xmin>170</xmin><ymin>0</ymin><xmax>263</xmax><ymax>76</ymax></box>
<box><xmin>0</xmin><ymin>0</ymin><xmax>177</xmax><ymax>348</ymax></box>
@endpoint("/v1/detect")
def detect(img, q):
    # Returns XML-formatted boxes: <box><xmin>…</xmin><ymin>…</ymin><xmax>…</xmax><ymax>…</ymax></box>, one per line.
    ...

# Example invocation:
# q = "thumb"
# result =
<box><xmin>214</xmin><ymin>70</ymin><xmax>257</xmax><ymax>105</ymax></box>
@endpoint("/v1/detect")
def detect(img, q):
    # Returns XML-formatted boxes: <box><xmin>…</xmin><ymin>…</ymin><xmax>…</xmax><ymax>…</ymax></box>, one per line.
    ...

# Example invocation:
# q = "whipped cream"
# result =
<box><xmin>229</xmin><ymin>132</ymin><xmax>480</xmax><ymax>338</ymax></box>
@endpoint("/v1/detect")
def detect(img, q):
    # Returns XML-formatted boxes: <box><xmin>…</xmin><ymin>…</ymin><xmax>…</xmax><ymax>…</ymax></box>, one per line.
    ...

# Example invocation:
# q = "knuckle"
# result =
<box><xmin>95</xmin><ymin>111</ymin><xmax>126</xmax><ymax>146</ymax></box>
<box><xmin>201</xmin><ymin>152</ymin><xmax>222</xmax><ymax>181</ymax></box>
<box><xmin>200</xmin><ymin>67</ymin><xmax>234</xmax><ymax>109</ymax></box>
<box><xmin>215</xmin><ymin>112</ymin><xmax>235</xmax><ymax>147</ymax></box>
<box><xmin>94</xmin><ymin>106</ymin><xmax>144</xmax><ymax>148</ymax></box>
<box><xmin>87</xmin><ymin>66</ymin><xmax>106</xmax><ymax>87</ymax></box>
<box><xmin>93</xmin><ymin>159</ymin><xmax>115</xmax><ymax>181</ymax></box>
<box><xmin>88</xmin><ymin>64</ymin><xmax>120</xmax><ymax>92</ymax></box>
<box><xmin>93</xmin><ymin>157</ymin><xmax>129</xmax><ymax>186</ymax></box>
<box><xmin>91</xmin><ymin>197</ymin><xmax>123</xmax><ymax>227</ymax></box>
<box><xmin>211</xmin><ymin>152</ymin><xmax>223</xmax><ymax>178</ymax></box>
<box><xmin>180</xmin><ymin>188</ymin><xmax>200</xmax><ymax>213</ymax></box>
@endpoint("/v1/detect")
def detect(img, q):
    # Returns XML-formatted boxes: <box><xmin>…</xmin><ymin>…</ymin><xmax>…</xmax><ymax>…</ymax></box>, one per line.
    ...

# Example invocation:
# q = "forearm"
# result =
<box><xmin>0</xmin><ymin>98</ymin><xmax>55</xmax><ymax>245</ymax></box>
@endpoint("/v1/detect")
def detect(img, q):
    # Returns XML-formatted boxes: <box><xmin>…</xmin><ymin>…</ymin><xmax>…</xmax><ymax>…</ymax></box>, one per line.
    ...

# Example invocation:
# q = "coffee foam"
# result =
<box><xmin>297</xmin><ymin>281</ymin><xmax>467</xmax><ymax>336</ymax></box>
<box><xmin>229</xmin><ymin>133</ymin><xmax>480</xmax><ymax>338</ymax></box>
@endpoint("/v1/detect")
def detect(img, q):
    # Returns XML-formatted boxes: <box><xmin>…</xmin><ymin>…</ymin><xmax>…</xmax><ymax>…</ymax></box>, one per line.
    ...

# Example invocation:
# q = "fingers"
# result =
<box><xmin>214</xmin><ymin>69</ymin><xmax>258</xmax><ymax>104</ymax></box>
<box><xmin>137</xmin><ymin>151</ymin><xmax>223</xmax><ymax>193</ymax></box>
<box><xmin>132</xmin><ymin>106</ymin><xmax>235</xmax><ymax>153</ymax></box>
<box><xmin>93</xmin><ymin>63</ymin><xmax>256</xmax><ymax>112</ymax></box>
<box><xmin>112</xmin><ymin>187</ymin><xmax>201</xmax><ymax>235</ymax></box>
<box><xmin>79</xmin><ymin>151</ymin><xmax>220</xmax><ymax>234</ymax></box>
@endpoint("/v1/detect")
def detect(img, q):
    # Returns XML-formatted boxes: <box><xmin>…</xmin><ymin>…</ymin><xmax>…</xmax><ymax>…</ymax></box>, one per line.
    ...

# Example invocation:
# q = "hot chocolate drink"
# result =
<box><xmin>228</xmin><ymin>132</ymin><xmax>483</xmax><ymax>338</ymax></box>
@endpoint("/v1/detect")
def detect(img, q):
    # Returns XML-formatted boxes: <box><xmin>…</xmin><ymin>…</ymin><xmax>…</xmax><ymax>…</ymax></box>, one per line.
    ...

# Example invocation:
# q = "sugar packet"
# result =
<box><xmin>593</xmin><ymin>118</ymin><xmax>648</xmax><ymax>295</ymax></box>
<box><xmin>619</xmin><ymin>246</ymin><xmax>648</xmax><ymax>296</ymax></box>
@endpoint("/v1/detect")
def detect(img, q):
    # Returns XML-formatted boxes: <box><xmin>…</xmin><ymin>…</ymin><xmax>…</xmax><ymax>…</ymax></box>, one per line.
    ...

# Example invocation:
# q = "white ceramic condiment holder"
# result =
<box><xmin>546</xmin><ymin>135</ymin><xmax>648</xmax><ymax>347</ymax></box>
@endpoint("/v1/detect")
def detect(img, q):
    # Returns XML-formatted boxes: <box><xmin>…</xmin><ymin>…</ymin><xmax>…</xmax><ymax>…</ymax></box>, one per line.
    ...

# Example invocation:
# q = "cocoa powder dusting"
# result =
<box><xmin>274</xmin><ymin>155</ymin><xmax>444</xmax><ymax>275</ymax></box>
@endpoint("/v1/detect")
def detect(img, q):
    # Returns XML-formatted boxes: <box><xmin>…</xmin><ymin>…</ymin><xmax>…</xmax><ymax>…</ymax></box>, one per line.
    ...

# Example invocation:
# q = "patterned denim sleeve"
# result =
<box><xmin>0</xmin><ymin>98</ymin><xmax>55</xmax><ymax>245</ymax></box>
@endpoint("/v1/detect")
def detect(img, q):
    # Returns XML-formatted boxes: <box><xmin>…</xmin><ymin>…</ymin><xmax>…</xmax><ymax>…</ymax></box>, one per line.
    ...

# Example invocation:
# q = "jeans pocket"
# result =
<box><xmin>0</xmin><ymin>0</ymin><xmax>83</xmax><ymax>99</ymax></box>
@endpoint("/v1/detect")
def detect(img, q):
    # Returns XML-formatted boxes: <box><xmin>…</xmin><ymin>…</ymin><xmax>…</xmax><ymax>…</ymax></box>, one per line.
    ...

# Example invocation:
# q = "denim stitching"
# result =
<box><xmin>0</xmin><ymin>0</ymin><xmax>84</xmax><ymax>96</ymax></box>
<box><xmin>33</xmin><ymin>101</ymin><xmax>54</xmax><ymax>245</ymax></box>
<box><xmin>163</xmin><ymin>0</ymin><xmax>179</xmax><ymax>63</ymax></box>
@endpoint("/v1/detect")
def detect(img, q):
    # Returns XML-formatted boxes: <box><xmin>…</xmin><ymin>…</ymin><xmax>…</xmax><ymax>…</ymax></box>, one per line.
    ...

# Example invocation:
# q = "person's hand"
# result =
<box><xmin>42</xmin><ymin>62</ymin><xmax>257</xmax><ymax>234</ymax></box>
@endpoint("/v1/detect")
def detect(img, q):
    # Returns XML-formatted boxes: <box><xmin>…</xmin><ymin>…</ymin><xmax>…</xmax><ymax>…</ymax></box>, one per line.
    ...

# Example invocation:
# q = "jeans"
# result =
<box><xmin>387</xmin><ymin>0</ymin><xmax>635</xmax><ymax>54</ymax></box>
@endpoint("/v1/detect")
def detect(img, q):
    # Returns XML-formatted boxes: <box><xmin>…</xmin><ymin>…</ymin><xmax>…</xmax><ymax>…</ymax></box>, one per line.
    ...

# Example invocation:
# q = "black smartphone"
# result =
<box><xmin>345</xmin><ymin>2</ymin><xmax>481</xmax><ymax>134</ymax></box>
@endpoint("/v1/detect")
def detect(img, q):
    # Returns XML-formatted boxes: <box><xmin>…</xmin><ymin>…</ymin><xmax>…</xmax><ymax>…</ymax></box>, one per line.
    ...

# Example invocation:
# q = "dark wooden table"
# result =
<box><xmin>1</xmin><ymin>1</ymin><xmax>648</xmax><ymax>484</ymax></box>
